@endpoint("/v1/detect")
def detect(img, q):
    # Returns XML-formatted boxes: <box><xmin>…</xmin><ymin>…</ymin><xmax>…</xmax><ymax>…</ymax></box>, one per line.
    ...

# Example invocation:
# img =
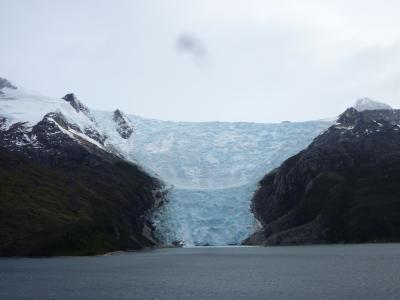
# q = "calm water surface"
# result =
<box><xmin>1</xmin><ymin>244</ymin><xmax>400</xmax><ymax>300</ymax></box>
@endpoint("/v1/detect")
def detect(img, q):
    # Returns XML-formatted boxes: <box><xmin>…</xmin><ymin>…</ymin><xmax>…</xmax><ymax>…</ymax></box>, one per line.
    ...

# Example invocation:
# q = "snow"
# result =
<box><xmin>0</xmin><ymin>87</ymin><xmax>62</xmax><ymax>126</ymax></box>
<box><xmin>69</xmin><ymin>128</ymin><xmax>105</xmax><ymax>149</ymax></box>
<box><xmin>0</xmin><ymin>86</ymin><xmax>101</xmax><ymax>148</ymax></box>
<box><xmin>353</xmin><ymin>98</ymin><xmax>392</xmax><ymax>111</ymax></box>
<box><xmin>91</xmin><ymin>110</ymin><xmax>137</xmax><ymax>159</ymax></box>
<box><xmin>0</xmin><ymin>82</ymin><xmax>333</xmax><ymax>246</ymax></box>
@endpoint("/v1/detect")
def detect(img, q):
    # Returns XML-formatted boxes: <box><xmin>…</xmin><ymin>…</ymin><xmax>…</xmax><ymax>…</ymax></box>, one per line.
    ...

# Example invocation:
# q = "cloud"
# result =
<box><xmin>176</xmin><ymin>34</ymin><xmax>207</xmax><ymax>63</ymax></box>
<box><xmin>2</xmin><ymin>0</ymin><xmax>400</xmax><ymax>122</ymax></box>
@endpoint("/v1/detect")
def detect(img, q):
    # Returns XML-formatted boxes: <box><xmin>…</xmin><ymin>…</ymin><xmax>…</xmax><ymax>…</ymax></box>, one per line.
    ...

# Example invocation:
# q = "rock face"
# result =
<box><xmin>113</xmin><ymin>109</ymin><xmax>134</xmax><ymax>139</ymax></box>
<box><xmin>246</xmin><ymin>107</ymin><xmax>400</xmax><ymax>245</ymax></box>
<box><xmin>0</xmin><ymin>79</ymin><xmax>166</xmax><ymax>256</ymax></box>
<box><xmin>62</xmin><ymin>93</ymin><xmax>91</xmax><ymax>115</ymax></box>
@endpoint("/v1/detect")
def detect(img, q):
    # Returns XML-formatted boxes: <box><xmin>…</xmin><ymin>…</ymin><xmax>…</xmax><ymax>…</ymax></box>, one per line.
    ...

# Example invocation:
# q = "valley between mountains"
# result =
<box><xmin>1</xmin><ymin>77</ymin><xmax>400</xmax><ymax>256</ymax></box>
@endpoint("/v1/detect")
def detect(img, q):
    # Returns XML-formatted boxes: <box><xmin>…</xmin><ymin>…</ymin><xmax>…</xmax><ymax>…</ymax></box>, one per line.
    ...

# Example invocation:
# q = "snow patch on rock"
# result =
<box><xmin>353</xmin><ymin>98</ymin><xmax>392</xmax><ymax>111</ymax></box>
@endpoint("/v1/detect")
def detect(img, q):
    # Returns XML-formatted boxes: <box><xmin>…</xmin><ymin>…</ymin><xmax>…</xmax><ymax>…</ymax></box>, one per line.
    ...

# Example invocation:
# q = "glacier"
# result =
<box><xmin>152</xmin><ymin>185</ymin><xmax>256</xmax><ymax>246</ymax></box>
<box><xmin>125</xmin><ymin>116</ymin><xmax>332</xmax><ymax>245</ymax></box>
<box><xmin>1</xmin><ymin>80</ymin><xmax>334</xmax><ymax>246</ymax></box>
<box><xmin>92</xmin><ymin>112</ymin><xmax>332</xmax><ymax>246</ymax></box>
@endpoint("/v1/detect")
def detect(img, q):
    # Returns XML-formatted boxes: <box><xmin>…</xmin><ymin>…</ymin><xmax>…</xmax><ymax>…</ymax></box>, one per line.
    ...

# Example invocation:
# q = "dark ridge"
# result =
<box><xmin>246</xmin><ymin>108</ymin><xmax>400</xmax><ymax>245</ymax></box>
<box><xmin>62</xmin><ymin>93</ymin><xmax>90</xmax><ymax>114</ymax></box>
<box><xmin>113</xmin><ymin>109</ymin><xmax>134</xmax><ymax>139</ymax></box>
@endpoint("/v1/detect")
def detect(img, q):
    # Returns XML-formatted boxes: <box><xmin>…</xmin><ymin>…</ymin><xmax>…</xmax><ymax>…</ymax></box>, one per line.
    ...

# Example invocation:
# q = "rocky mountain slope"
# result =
<box><xmin>246</xmin><ymin>105</ymin><xmax>400</xmax><ymax>245</ymax></box>
<box><xmin>0</xmin><ymin>78</ymin><xmax>165</xmax><ymax>256</ymax></box>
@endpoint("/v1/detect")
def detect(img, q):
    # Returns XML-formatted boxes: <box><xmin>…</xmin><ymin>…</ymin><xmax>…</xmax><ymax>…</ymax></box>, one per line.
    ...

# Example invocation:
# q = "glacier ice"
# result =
<box><xmin>90</xmin><ymin>111</ymin><xmax>332</xmax><ymax>246</ymax></box>
<box><xmin>0</xmin><ymin>82</ymin><xmax>333</xmax><ymax>246</ymax></box>
<box><xmin>127</xmin><ymin>116</ymin><xmax>332</xmax><ymax>246</ymax></box>
<box><xmin>152</xmin><ymin>185</ymin><xmax>257</xmax><ymax>246</ymax></box>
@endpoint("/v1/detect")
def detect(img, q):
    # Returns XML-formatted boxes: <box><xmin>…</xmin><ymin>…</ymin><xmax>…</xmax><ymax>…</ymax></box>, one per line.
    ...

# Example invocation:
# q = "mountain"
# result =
<box><xmin>6</xmin><ymin>77</ymin><xmax>396</xmax><ymax>248</ymax></box>
<box><xmin>353</xmin><ymin>97</ymin><xmax>392</xmax><ymax>111</ymax></box>
<box><xmin>0</xmin><ymin>79</ymin><xmax>166</xmax><ymax>256</ymax></box>
<box><xmin>245</xmin><ymin>106</ymin><xmax>400</xmax><ymax>245</ymax></box>
<box><xmin>0</xmin><ymin>77</ymin><xmax>334</xmax><ymax>247</ymax></box>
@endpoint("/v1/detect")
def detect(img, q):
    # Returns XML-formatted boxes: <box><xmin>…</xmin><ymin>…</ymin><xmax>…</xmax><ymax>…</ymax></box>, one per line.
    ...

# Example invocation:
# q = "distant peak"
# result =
<box><xmin>113</xmin><ymin>109</ymin><xmax>131</xmax><ymax>123</ymax></box>
<box><xmin>62</xmin><ymin>93</ymin><xmax>77</xmax><ymax>102</ymax></box>
<box><xmin>62</xmin><ymin>93</ymin><xmax>90</xmax><ymax>114</ymax></box>
<box><xmin>113</xmin><ymin>109</ymin><xmax>124</xmax><ymax>118</ymax></box>
<box><xmin>353</xmin><ymin>98</ymin><xmax>392</xmax><ymax>111</ymax></box>
<box><xmin>336</xmin><ymin>105</ymin><xmax>400</xmax><ymax>131</ymax></box>
<box><xmin>0</xmin><ymin>77</ymin><xmax>17</xmax><ymax>90</ymax></box>
<box><xmin>337</xmin><ymin>107</ymin><xmax>360</xmax><ymax>126</ymax></box>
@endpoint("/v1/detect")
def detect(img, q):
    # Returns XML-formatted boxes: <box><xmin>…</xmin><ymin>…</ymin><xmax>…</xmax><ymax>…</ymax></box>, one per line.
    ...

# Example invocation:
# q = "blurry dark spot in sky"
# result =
<box><xmin>176</xmin><ymin>34</ymin><xmax>207</xmax><ymax>61</ymax></box>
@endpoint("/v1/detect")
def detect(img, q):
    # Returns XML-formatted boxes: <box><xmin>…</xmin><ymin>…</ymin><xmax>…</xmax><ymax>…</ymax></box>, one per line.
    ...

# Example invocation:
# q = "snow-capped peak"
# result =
<box><xmin>0</xmin><ymin>84</ymin><xmax>108</xmax><ymax>151</ymax></box>
<box><xmin>0</xmin><ymin>80</ymin><xmax>141</xmax><ymax>160</ymax></box>
<box><xmin>353</xmin><ymin>98</ymin><xmax>392</xmax><ymax>111</ymax></box>
<box><xmin>62</xmin><ymin>93</ymin><xmax>90</xmax><ymax>115</ymax></box>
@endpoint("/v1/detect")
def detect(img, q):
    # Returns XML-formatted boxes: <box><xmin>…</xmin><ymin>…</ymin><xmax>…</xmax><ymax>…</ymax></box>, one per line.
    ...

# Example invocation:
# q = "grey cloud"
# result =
<box><xmin>176</xmin><ymin>34</ymin><xmax>207</xmax><ymax>61</ymax></box>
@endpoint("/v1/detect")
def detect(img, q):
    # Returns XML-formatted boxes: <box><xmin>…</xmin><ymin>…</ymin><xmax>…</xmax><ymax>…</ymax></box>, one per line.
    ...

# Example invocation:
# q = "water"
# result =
<box><xmin>1</xmin><ymin>244</ymin><xmax>400</xmax><ymax>300</ymax></box>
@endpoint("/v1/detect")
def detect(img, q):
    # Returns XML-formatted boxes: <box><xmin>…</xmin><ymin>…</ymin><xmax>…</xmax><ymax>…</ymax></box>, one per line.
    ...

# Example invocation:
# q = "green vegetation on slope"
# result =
<box><xmin>0</xmin><ymin>148</ymin><xmax>161</xmax><ymax>256</ymax></box>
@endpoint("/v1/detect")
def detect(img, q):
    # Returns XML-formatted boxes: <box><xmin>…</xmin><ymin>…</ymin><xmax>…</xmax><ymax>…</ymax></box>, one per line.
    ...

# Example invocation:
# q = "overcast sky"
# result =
<box><xmin>1</xmin><ymin>0</ymin><xmax>400</xmax><ymax>122</ymax></box>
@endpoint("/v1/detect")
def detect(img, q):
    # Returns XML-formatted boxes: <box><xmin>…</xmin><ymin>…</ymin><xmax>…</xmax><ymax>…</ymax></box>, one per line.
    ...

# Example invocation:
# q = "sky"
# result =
<box><xmin>1</xmin><ymin>0</ymin><xmax>400</xmax><ymax>123</ymax></box>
